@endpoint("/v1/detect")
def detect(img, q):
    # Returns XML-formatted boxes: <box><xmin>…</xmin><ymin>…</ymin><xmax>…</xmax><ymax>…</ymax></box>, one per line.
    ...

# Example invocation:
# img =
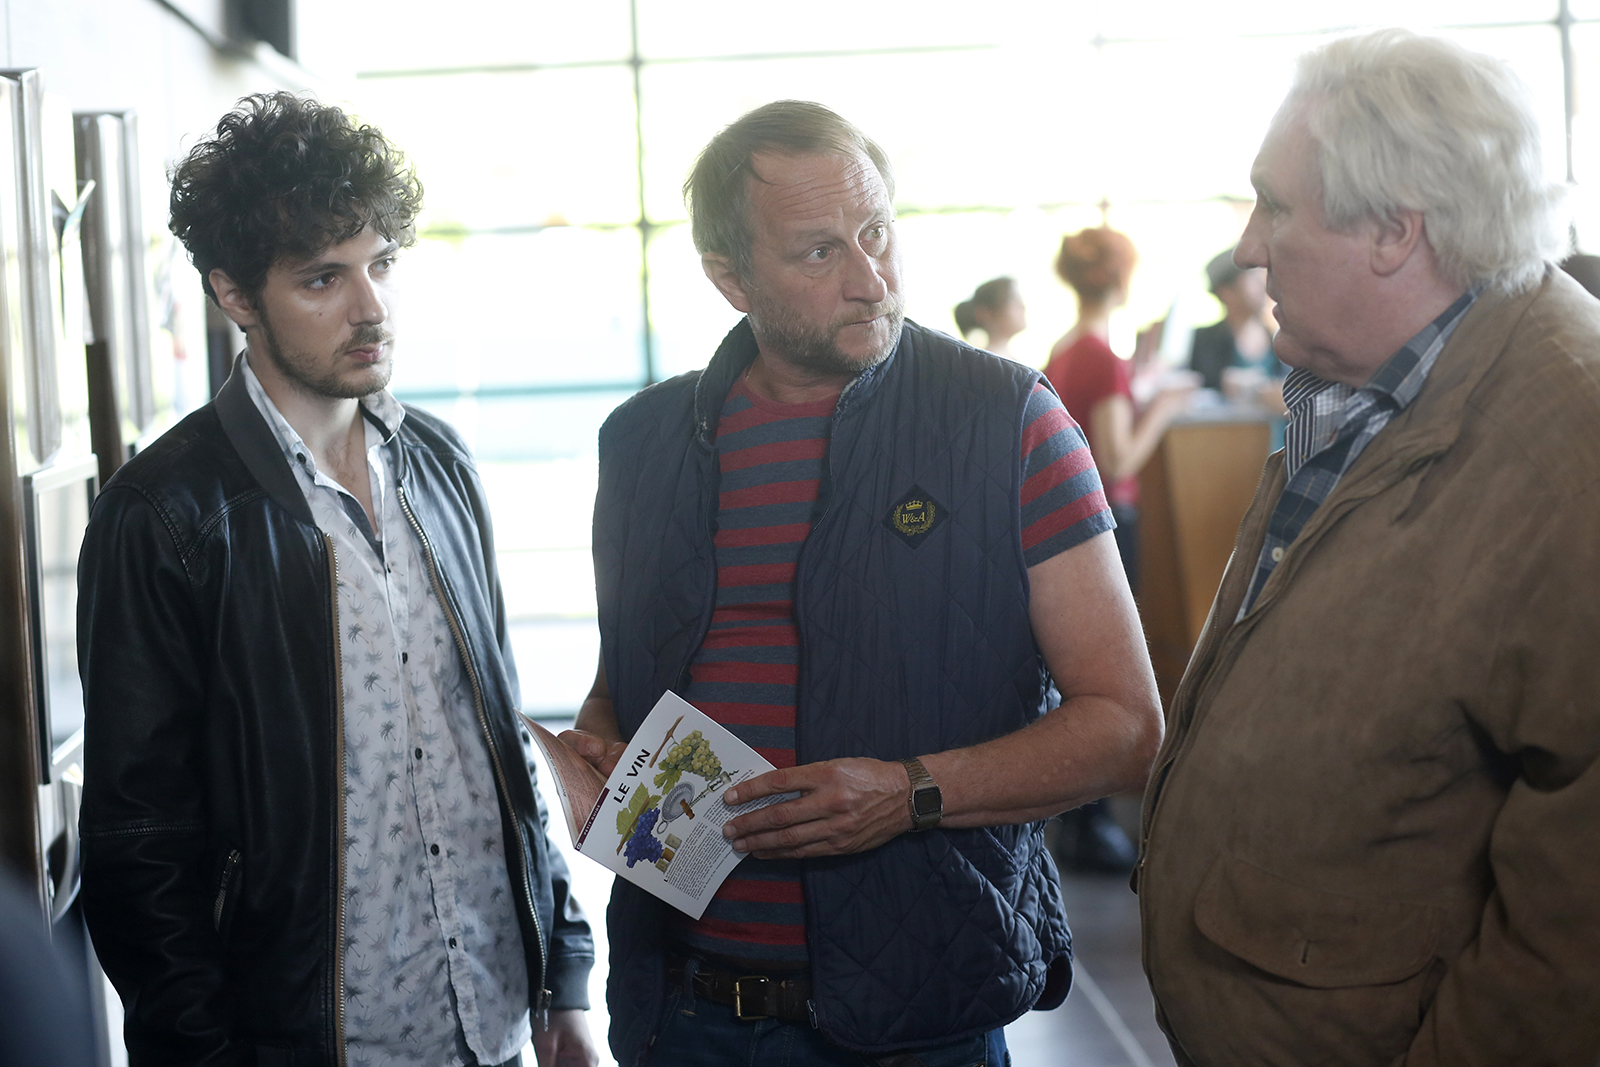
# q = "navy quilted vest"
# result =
<box><xmin>593</xmin><ymin>319</ymin><xmax>1074</xmax><ymax>1062</ymax></box>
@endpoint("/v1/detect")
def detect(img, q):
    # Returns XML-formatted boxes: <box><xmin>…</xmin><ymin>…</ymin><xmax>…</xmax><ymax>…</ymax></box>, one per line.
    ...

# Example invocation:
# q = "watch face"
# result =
<box><xmin>912</xmin><ymin>788</ymin><xmax>942</xmax><ymax>817</ymax></box>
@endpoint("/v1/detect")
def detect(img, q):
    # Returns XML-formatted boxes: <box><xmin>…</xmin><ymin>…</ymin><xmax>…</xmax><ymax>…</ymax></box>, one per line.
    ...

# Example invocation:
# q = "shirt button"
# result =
<box><xmin>431</xmin><ymin>844</ymin><xmax>440</xmax><ymax>856</ymax></box>
<box><xmin>415</xmin><ymin>748</ymin><xmax>423</xmax><ymax>760</ymax></box>
<box><xmin>449</xmin><ymin>937</ymin><xmax>457</xmax><ymax>949</ymax></box>
<box><xmin>1270</xmin><ymin>546</ymin><xmax>1285</xmax><ymax>563</ymax></box>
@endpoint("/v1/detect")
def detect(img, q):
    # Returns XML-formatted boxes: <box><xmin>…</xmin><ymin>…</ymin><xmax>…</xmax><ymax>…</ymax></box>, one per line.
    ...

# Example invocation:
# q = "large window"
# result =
<box><xmin>328</xmin><ymin>1</ymin><xmax>1597</xmax><ymax>717</ymax></box>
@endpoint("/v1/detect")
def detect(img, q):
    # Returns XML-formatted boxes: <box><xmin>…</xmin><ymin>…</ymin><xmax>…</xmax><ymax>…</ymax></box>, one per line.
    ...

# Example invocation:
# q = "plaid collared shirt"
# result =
<box><xmin>1237</xmin><ymin>289</ymin><xmax>1477</xmax><ymax>618</ymax></box>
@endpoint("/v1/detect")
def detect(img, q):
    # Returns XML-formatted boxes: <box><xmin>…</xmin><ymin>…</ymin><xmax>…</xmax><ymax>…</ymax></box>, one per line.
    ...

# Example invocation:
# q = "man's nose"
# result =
<box><xmin>842</xmin><ymin>244</ymin><xmax>889</xmax><ymax>304</ymax></box>
<box><xmin>1234</xmin><ymin>211</ymin><xmax>1269</xmax><ymax>271</ymax></box>
<box><xmin>350</xmin><ymin>273</ymin><xmax>389</xmax><ymax>325</ymax></box>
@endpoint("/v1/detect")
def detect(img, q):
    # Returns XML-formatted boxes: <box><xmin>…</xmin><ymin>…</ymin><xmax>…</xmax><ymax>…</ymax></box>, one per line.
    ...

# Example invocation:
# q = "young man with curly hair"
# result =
<box><xmin>77</xmin><ymin>92</ymin><xmax>597</xmax><ymax>1067</ymax></box>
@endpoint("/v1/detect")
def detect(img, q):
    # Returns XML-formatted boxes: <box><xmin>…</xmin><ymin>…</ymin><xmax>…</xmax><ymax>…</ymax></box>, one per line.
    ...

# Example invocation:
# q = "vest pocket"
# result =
<box><xmin>1193</xmin><ymin>854</ymin><xmax>1438</xmax><ymax>989</ymax></box>
<box><xmin>945</xmin><ymin>822</ymin><xmax>1036</xmax><ymax>902</ymax></box>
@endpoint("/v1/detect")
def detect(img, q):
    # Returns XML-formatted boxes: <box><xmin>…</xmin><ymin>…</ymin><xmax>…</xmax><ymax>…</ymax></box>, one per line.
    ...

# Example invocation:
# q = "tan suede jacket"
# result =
<box><xmin>1138</xmin><ymin>269</ymin><xmax>1600</xmax><ymax>1067</ymax></box>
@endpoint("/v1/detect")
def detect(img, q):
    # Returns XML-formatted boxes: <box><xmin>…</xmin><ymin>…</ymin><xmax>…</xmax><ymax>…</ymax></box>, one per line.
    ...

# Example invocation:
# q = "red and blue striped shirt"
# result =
<box><xmin>674</xmin><ymin>377</ymin><xmax>1110</xmax><ymax>963</ymax></box>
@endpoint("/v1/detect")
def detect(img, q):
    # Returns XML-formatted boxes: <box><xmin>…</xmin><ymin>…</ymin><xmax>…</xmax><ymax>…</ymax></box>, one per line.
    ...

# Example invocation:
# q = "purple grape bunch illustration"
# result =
<box><xmin>623</xmin><ymin>807</ymin><xmax>664</xmax><ymax>868</ymax></box>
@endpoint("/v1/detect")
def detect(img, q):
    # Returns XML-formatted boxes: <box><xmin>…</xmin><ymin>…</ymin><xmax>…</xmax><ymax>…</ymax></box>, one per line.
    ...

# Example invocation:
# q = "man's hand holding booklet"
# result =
<box><xmin>523</xmin><ymin>692</ymin><xmax>790</xmax><ymax>919</ymax></box>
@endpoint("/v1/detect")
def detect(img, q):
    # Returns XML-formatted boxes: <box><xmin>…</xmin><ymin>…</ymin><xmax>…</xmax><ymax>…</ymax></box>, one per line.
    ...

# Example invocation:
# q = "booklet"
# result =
<box><xmin>523</xmin><ymin>691</ymin><xmax>788</xmax><ymax>919</ymax></box>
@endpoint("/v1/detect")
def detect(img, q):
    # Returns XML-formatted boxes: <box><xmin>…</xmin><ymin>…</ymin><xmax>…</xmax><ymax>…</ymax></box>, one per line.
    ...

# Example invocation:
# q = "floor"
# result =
<box><xmin>1005</xmin><ymin>869</ymin><xmax>1177</xmax><ymax>1067</ymax></box>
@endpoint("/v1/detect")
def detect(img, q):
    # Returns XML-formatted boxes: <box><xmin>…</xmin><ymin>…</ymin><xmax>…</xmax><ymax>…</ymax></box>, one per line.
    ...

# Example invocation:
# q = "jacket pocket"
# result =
<box><xmin>212</xmin><ymin>848</ymin><xmax>243</xmax><ymax>939</ymax></box>
<box><xmin>1193</xmin><ymin>855</ymin><xmax>1438</xmax><ymax>989</ymax></box>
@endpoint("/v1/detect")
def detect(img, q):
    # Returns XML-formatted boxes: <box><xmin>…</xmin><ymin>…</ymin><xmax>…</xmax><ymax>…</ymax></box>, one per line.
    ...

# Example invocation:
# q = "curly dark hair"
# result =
<box><xmin>169</xmin><ymin>91</ymin><xmax>423</xmax><ymax>305</ymax></box>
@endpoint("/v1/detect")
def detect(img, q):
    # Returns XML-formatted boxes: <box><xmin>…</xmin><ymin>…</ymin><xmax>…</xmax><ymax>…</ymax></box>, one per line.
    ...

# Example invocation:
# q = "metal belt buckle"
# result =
<box><xmin>733</xmin><ymin>975</ymin><xmax>770</xmax><ymax>1021</ymax></box>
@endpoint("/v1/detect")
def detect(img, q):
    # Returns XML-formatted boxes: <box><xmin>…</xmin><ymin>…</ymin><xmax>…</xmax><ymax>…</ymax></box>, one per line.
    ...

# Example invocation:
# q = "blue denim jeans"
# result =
<box><xmin>647</xmin><ymin>958</ymin><xmax>1009</xmax><ymax>1067</ymax></box>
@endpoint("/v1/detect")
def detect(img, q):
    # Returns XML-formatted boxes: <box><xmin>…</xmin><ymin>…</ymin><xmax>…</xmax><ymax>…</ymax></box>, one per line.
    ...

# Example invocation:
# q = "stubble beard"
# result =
<box><xmin>257</xmin><ymin>310</ymin><xmax>394</xmax><ymax>400</ymax></box>
<box><xmin>748</xmin><ymin>291</ymin><xmax>907</xmax><ymax>379</ymax></box>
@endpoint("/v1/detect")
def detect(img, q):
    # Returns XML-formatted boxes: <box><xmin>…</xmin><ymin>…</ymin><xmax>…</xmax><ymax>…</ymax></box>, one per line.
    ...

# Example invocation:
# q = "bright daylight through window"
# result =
<box><xmin>294</xmin><ymin>0</ymin><xmax>1598</xmax><ymax>719</ymax></box>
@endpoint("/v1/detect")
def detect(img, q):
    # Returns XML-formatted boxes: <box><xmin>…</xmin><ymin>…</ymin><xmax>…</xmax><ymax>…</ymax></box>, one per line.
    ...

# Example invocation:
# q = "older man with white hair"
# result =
<box><xmin>1139</xmin><ymin>28</ymin><xmax>1600</xmax><ymax>1067</ymax></box>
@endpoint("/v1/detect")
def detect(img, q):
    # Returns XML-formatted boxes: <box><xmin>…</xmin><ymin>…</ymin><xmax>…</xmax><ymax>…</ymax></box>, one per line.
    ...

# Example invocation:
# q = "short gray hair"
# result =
<box><xmin>683</xmin><ymin>100</ymin><xmax>895</xmax><ymax>280</ymax></box>
<box><xmin>1285</xmin><ymin>29</ymin><xmax>1569</xmax><ymax>293</ymax></box>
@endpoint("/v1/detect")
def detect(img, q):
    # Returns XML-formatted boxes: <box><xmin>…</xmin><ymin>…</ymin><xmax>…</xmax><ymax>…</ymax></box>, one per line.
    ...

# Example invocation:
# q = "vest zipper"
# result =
<box><xmin>394</xmin><ymin>485</ymin><xmax>549</xmax><ymax>998</ymax></box>
<box><xmin>678</xmin><ymin>433</ymin><xmax>720</xmax><ymax>691</ymax></box>
<box><xmin>780</xmin><ymin>373</ymin><xmax>860</xmax><ymax>1022</ymax></box>
<box><xmin>325</xmin><ymin>533</ymin><xmax>349</xmax><ymax>1067</ymax></box>
<box><xmin>787</xmin><ymin>371</ymin><xmax>858</xmax><ymax>765</ymax></box>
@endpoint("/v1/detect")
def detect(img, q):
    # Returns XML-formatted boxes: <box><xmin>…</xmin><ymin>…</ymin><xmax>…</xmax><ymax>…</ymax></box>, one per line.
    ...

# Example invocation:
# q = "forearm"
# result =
<box><xmin>573</xmin><ymin>653</ymin><xmax>622</xmax><ymax>742</ymax></box>
<box><xmin>922</xmin><ymin>693</ymin><xmax>1158</xmax><ymax>828</ymax></box>
<box><xmin>1112</xmin><ymin>407</ymin><xmax>1173</xmax><ymax>480</ymax></box>
<box><xmin>559</xmin><ymin>658</ymin><xmax>627</xmax><ymax>777</ymax></box>
<box><xmin>725</xmin><ymin>533</ymin><xmax>1163</xmax><ymax>858</ymax></box>
<box><xmin>573</xmin><ymin>695</ymin><xmax>622</xmax><ymax>744</ymax></box>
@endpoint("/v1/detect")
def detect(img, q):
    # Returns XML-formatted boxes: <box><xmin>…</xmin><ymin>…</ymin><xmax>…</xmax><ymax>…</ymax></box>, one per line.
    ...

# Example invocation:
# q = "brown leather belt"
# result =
<box><xmin>666</xmin><ymin>955</ymin><xmax>814</xmax><ymax>1024</ymax></box>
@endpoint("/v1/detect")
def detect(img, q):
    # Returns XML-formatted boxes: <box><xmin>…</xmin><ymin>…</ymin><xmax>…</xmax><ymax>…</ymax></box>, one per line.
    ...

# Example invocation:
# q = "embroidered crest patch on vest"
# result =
<box><xmin>885</xmin><ymin>486</ymin><xmax>945</xmax><ymax>546</ymax></box>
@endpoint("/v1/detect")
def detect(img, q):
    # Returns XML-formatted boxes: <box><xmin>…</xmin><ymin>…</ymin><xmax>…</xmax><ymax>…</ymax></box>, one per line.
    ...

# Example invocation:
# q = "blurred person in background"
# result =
<box><xmin>1140</xmin><ymin>30</ymin><xmax>1600</xmax><ymax>1066</ymax></box>
<box><xmin>1562</xmin><ymin>251</ymin><xmax>1600</xmax><ymax>298</ymax></box>
<box><xmin>1045</xmin><ymin>226</ymin><xmax>1192</xmax><ymax>593</ymax></box>
<box><xmin>953</xmin><ymin>275</ymin><xmax>1027</xmax><ymax>359</ymax></box>
<box><xmin>1040</xmin><ymin>226</ymin><xmax>1188</xmax><ymax>876</ymax></box>
<box><xmin>1188</xmin><ymin>248</ymin><xmax>1283</xmax><ymax>406</ymax></box>
<box><xmin>0</xmin><ymin>868</ymin><xmax>97</xmax><ymax>1066</ymax></box>
<box><xmin>564</xmin><ymin>100</ymin><xmax>1163</xmax><ymax>1067</ymax></box>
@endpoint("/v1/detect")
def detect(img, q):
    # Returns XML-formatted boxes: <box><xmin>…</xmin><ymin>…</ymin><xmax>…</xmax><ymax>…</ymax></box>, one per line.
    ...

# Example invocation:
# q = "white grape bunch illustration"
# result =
<box><xmin>653</xmin><ymin>730</ymin><xmax>731</xmax><ymax>796</ymax></box>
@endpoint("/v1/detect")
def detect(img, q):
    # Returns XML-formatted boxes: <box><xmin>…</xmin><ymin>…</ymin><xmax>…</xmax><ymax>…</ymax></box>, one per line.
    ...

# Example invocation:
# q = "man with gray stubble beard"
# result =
<box><xmin>564</xmin><ymin>100</ymin><xmax>1165</xmax><ymax>1067</ymax></box>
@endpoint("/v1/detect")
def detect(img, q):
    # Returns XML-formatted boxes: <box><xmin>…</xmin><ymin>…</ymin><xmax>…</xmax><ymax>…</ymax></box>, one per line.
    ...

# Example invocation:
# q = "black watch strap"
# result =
<box><xmin>899</xmin><ymin>756</ymin><xmax>943</xmax><ymax>831</ymax></box>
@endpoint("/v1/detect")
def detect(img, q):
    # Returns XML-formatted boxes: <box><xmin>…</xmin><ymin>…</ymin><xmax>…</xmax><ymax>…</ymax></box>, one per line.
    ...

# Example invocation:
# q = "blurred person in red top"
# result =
<box><xmin>1043</xmin><ymin>226</ymin><xmax>1189</xmax><ymax>874</ymax></box>
<box><xmin>1044</xmin><ymin>226</ymin><xmax>1190</xmax><ymax>588</ymax></box>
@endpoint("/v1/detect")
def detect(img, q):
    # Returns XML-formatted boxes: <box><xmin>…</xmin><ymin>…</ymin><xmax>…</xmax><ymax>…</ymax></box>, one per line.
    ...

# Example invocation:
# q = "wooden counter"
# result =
<box><xmin>1137</xmin><ymin>412</ymin><xmax>1273</xmax><ymax>706</ymax></box>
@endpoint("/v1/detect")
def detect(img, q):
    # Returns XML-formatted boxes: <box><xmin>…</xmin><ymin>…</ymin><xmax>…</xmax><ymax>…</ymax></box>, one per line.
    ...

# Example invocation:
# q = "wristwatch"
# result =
<box><xmin>899</xmin><ymin>756</ymin><xmax>943</xmax><ymax>831</ymax></box>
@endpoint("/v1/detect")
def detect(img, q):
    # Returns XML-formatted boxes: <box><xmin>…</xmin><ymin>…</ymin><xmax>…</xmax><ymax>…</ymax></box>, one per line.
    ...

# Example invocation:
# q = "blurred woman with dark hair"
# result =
<box><xmin>953</xmin><ymin>276</ymin><xmax>1026</xmax><ymax>359</ymax></box>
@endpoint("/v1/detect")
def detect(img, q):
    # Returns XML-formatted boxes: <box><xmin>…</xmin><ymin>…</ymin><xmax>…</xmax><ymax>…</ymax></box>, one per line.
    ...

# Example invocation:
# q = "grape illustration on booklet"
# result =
<box><xmin>524</xmin><ymin>691</ymin><xmax>790</xmax><ymax>919</ymax></box>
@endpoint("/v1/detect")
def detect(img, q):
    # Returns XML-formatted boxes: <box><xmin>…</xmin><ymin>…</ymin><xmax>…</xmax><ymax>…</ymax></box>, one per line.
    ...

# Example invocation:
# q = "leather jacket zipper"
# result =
<box><xmin>325</xmin><ymin>534</ymin><xmax>349</xmax><ymax>1067</ymax></box>
<box><xmin>395</xmin><ymin>485</ymin><xmax>549</xmax><ymax>996</ymax></box>
<box><xmin>212</xmin><ymin>849</ymin><xmax>242</xmax><ymax>933</ymax></box>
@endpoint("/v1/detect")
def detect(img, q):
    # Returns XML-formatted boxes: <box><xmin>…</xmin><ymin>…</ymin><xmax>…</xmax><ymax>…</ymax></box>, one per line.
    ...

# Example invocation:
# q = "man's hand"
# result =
<box><xmin>565</xmin><ymin>658</ymin><xmax>626</xmax><ymax>778</ymax></box>
<box><xmin>557</xmin><ymin>729</ymin><xmax>626</xmax><ymax>779</ymax></box>
<box><xmin>721</xmin><ymin>758</ymin><xmax>912</xmax><ymax>859</ymax></box>
<box><xmin>531</xmin><ymin>1008</ymin><xmax>598</xmax><ymax>1067</ymax></box>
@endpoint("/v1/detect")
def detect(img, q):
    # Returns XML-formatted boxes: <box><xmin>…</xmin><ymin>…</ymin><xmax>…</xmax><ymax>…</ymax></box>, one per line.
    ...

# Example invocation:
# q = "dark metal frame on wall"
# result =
<box><xmin>0</xmin><ymin>73</ymin><xmax>42</xmax><ymax>888</ymax></box>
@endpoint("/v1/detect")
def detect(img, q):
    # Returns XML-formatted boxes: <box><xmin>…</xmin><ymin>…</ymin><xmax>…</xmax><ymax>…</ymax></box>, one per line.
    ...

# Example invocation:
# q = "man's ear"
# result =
<box><xmin>701</xmin><ymin>255</ymin><xmax>752</xmax><ymax>314</ymax></box>
<box><xmin>1369</xmin><ymin>209</ymin><xmax>1427</xmax><ymax>277</ymax></box>
<box><xmin>209</xmin><ymin>269</ymin><xmax>260</xmax><ymax>329</ymax></box>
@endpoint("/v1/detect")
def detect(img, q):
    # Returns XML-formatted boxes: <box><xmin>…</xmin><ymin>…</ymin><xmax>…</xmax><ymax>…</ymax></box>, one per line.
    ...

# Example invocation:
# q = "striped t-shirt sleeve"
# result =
<box><xmin>1020</xmin><ymin>382</ymin><xmax>1115</xmax><ymax>567</ymax></box>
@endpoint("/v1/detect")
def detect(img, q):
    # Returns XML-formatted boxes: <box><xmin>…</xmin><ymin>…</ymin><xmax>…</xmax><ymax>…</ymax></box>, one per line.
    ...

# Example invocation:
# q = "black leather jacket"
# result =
<box><xmin>77</xmin><ymin>366</ymin><xmax>592</xmax><ymax>1067</ymax></box>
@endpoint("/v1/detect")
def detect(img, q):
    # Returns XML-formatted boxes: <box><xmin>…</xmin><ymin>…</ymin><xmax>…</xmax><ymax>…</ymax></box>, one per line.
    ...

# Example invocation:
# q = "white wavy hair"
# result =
<box><xmin>1283</xmin><ymin>29</ymin><xmax>1570</xmax><ymax>294</ymax></box>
